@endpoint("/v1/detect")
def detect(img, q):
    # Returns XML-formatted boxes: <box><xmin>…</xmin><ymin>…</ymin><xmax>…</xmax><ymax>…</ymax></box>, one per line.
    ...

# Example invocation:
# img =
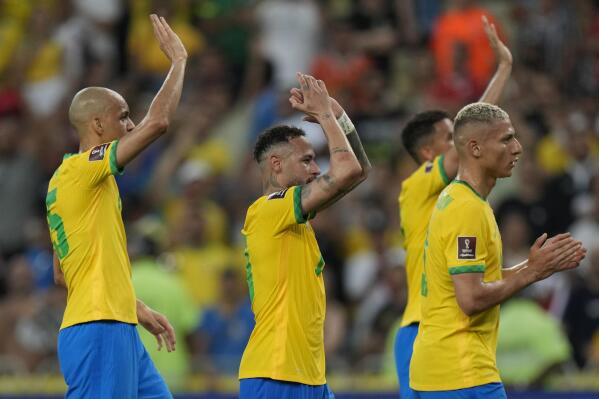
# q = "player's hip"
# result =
<box><xmin>239</xmin><ymin>378</ymin><xmax>334</xmax><ymax>399</ymax></box>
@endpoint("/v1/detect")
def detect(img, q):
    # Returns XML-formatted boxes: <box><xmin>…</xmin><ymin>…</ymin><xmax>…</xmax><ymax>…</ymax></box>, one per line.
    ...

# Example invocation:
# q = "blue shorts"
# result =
<box><xmin>239</xmin><ymin>378</ymin><xmax>335</xmax><ymax>399</ymax></box>
<box><xmin>395</xmin><ymin>323</ymin><xmax>419</xmax><ymax>399</ymax></box>
<box><xmin>415</xmin><ymin>383</ymin><xmax>507</xmax><ymax>399</ymax></box>
<box><xmin>58</xmin><ymin>320</ymin><xmax>172</xmax><ymax>399</ymax></box>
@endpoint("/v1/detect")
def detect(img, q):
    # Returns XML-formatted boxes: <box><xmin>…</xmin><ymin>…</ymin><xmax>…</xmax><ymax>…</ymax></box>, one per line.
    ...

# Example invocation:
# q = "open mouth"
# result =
<box><xmin>509</xmin><ymin>158</ymin><xmax>519</xmax><ymax>168</ymax></box>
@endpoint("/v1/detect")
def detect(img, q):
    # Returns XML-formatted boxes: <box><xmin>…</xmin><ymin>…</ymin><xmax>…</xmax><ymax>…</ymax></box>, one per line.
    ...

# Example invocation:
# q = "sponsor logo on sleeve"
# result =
<box><xmin>89</xmin><ymin>143</ymin><xmax>109</xmax><ymax>161</ymax></box>
<box><xmin>457</xmin><ymin>236</ymin><xmax>477</xmax><ymax>260</ymax></box>
<box><xmin>267</xmin><ymin>188</ymin><xmax>289</xmax><ymax>200</ymax></box>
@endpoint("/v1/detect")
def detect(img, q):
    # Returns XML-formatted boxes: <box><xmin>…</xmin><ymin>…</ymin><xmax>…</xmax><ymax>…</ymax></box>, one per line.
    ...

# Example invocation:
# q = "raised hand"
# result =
<box><xmin>289</xmin><ymin>73</ymin><xmax>333</xmax><ymax>122</ymax></box>
<box><xmin>290</xmin><ymin>88</ymin><xmax>344</xmax><ymax>122</ymax></box>
<box><xmin>150</xmin><ymin>14</ymin><xmax>187</xmax><ymax>63</ymax></box>
<box><xmin>482</xmin><ymin>15</ymin><xmax>512</xmax><ymax>66</ymax></box>
<box><xmin>527</xmin><ymin>233</ymin><xmax>586</xmax><ymax>281</ymax></box>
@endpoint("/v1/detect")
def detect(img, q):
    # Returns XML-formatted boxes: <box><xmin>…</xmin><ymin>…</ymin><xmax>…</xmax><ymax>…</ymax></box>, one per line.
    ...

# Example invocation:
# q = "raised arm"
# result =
<box><xmin>290</xmin><ymin>74</ymin><xmax>365</xmax><ymax>215</ymax></box>
<box><xmin>478</xmin><ymin>15</ymin><xmax>512</xmax><ymax>105</ymax></box>
<box><xmin>116</xmin><ymin>14</ymin><xmax>188</xmax><ymax>167</ymax></box>
<box><xmin>452</xmin><ymin>233</ymin><xmax>585</xmax><ymax>316</ymax></box>
<box><xmin>290</xmin><ymin>88</ymin><xmax>371</xmax><ymax>181</ymax></box>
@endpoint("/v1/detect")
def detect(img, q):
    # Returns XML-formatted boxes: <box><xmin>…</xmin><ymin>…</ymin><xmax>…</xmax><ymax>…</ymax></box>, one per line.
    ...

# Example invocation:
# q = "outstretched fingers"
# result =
<box><xmin>150</xmin><ymin>14</ymin><xmax>168</xmax><ymax>43</ymax></box>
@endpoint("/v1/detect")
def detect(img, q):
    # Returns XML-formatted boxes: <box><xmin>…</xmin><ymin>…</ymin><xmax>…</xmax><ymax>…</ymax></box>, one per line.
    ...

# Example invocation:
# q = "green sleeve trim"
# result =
<box><xmin>452</xmin><ymin>180</ymin><xmax>486</xmax><ymax>201</ymax></box>
<box><xmin>109</xmin><ymin>140</ymin><xmax>124</xmax><ymax>176</ymax></box>
<box><xmin>293</xmin><ymin>186</ymin><xmax>316</xmax><ymax>224</ymax></box>
<box><xmin>315</xmin><ymin>256</ymin><xmax>325</xmax><ymax>276</ymax></box>
<box><xmin>438</xmin><ymin>155</ymin><xmax>450</xmax><ymax>185</ymax></box>
<box><xmin>448</xmin><ymin>265</ymin><xmax>486</xmax><ymax>275</ymax></box>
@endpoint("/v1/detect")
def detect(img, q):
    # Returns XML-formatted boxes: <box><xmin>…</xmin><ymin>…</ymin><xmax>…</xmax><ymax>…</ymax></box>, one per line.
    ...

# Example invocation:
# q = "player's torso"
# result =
<box><xmin>411</xmin><ymin>182</ymin><xmax>502</xmax><ymax>390</ymax></box>
<box><xmin>46</xmin><ymin>148</ymin><xmax>136</xmax><ymax>328</ymax></box>
<box><xmin>399</xmin><ymin>156</ymin><xmax>449</xmax><ymax>327</ymax></box>
<box><xmin>239</xmin><ymin>188</ymin><xmax>326</xmax><ymax>385</ymax></box>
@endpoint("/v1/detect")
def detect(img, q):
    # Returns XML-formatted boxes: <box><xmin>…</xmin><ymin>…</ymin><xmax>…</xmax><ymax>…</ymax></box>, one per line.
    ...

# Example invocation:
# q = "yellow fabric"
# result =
<box><xmin>173</xmin><ymin>244</ymin><xmax>236</xmax><ymax>308</ymax></box>
<box><xmin>399</xmin><ymin>155</ymin><xmax>449</xmax><ymax>327</ymax></box>
<box><xmin>188</xmin><ymin>139</ymin><xmax>232</xmax><ymax>174</ymax></box>
<box><xmin>239</xmin><ymin>186</ymin><xmax>326</xmax><ymax>385</ymax></box>
<box><xmin>0</xmin><ymin>19</ymin><xmax>24</xmax><ymax>77</ymax></box>
<box><xmin>536</xmin><ymin>134</ymin><xmax>599</xmax><ymax>176</ymax></box>
<box><xmin>128</xmin><ymin>16</ymin><xmax>203</xmax><ymax>74</ymax></box>
<box><xmin>410</xmin><ymin>181</ymin><xmax>503</xmax><ymax>391</ymax></box>
<box><xmin>165</xmin><ymin>199</ymin><xmax>228</xmax><ymax>245</ymax></box>
<box><xmin>26</xmin><ymin>40</ymin><xmax>62</xmax><ymax>82</ymax></box>
<box><xmin>46</xmin><ymin>141</ymin><xmax>137</xmax><ymax>329</ymax></box>
<box><xmin>536</xmin><ymin>135</ymin><xmax>569</xmax><ymax>175</ymax></box>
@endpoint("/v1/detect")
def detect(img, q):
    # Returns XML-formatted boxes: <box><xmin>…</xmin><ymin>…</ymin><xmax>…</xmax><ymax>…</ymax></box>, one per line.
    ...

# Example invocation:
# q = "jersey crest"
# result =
<box><xmin>89</xmin><ymin>143</ymin><xmax>109</xmax><ymax>161</ymax></box>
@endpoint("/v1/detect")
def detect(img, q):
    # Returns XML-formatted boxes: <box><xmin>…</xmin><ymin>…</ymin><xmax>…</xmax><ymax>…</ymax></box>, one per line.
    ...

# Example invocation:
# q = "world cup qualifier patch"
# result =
<box><xmin>457</xmin><ymin>236</ymin><xmax>477</xmax><ymax>260</ymax></box>
<box><xmin>89</xmin><ymin>143</ymin><xmax>109</xmax><ymax>161</ymax></box>
<box><xmin>267</xmin><ymin>188</ymin><xmax>289</xmax><ymax>200</ymax></box>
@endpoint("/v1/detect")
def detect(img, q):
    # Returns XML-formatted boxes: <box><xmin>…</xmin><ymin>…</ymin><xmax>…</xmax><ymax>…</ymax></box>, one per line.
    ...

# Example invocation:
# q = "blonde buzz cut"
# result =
<box><xmin>454</xmin><ymin>102</ymin><xmax>510</xmax><ymax>134</ymax></box>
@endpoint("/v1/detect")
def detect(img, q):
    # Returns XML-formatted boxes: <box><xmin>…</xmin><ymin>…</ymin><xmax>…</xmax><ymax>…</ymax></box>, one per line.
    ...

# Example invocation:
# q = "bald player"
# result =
<box><xmin>45</xmin><ymin>15</ymin><xmax>186</xmax><ymax>398</ymax></box>
<box><xmin>409</xmin><ymin>103</ymin><xmax>586</xmax><ymax>399</ymax></box>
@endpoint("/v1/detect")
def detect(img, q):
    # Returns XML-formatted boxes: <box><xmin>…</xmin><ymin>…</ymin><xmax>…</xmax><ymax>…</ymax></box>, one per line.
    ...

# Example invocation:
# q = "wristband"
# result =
<box><xmin>337</xmin><ymin>112</ymin><xmax>355</xmax><ymax>135</ymax></box>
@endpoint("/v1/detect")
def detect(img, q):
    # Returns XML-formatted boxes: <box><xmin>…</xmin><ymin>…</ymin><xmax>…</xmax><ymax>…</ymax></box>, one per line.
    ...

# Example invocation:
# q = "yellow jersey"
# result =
<box><xmin>410</xmin><ymin>180</ymin><xmax>503</xmax><ymax>391</ymax></box>
<box><xmin>239</xmin><ymin>186</ymin><xmax>326</xmax><ymax>385</ymax></box>
<box><xmin>46</xmin><ymin>140</ymin><xmax>137</xmax><ymax>329</ymax></box>
<box><xmin>399</xmin><ymin>155</ymin><xmax>450</xmax><ymax>327</ymax></box>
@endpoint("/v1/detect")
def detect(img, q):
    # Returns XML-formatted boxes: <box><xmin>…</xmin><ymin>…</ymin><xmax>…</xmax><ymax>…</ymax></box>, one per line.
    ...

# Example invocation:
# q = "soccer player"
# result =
<box><xmin>410</xmin><ymin>102</ymin><xmax>586</xmax><ymax>399</ymax></box>
<box><xmin>238</xmin><ymin>73</ymin><xmax>371</xmax><ymax>399</ymax></box>
<box><xmin>45</xmin><ymin>15</ymin><xmax>186</xmax><ymax>398</ymax></box>
<box><xmin>395</xmin><ymin>16</ymin><xmax>512</xmax><ymax>399</ymax></box>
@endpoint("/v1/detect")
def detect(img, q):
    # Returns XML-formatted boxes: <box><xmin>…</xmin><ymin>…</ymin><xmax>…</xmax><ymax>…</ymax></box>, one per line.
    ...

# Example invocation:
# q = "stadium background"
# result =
<box><xmin>1</xmin><ymin>0</ymin><xmax>599</xmax><ymax>397</ymax></box>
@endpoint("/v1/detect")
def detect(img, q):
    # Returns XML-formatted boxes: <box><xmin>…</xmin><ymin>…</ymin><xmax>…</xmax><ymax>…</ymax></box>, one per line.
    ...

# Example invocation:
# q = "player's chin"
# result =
<box><xmin>500</xmin><ymin>165</ymin><xmax>517</xmax><ymax>177</ymax></box>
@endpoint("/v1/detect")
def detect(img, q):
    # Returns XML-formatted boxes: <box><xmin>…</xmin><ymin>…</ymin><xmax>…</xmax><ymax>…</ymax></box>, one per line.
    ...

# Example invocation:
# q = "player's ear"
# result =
<box><xmin>92</xmin><ymin>117</ymin><xmax>104</xmax><ymax>136</ymax></box>
<box><xmin>419</xmin><ymin>145</ymin><xmax>433</xmax><ymax>163</ymax></box>
<box><xmin>469</xmin><ymin>140</ymin><xmax>481</xmax><ymax>158</ymax></box>
<box><xmin>270</xmin><ymin>154</ymin><xmax>283</xmax><ymax>173</ymax></box>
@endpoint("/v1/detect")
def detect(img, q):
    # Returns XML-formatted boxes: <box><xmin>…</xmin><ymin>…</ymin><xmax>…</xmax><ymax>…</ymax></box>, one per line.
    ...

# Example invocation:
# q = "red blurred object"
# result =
<box><xmin>0</xmin><ymin>88</ymin><xmax>23</xmax><ymax>117</ymax></box>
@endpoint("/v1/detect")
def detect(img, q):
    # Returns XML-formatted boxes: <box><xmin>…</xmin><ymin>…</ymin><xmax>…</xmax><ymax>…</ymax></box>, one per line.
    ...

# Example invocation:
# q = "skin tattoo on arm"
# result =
<box><xmin>345</xmin><ymin>129</ymin><xmax>371</xmax><ymax>173</ymax></box>
<box><xmin>331</xmin><ymin>146</ymin><xmax>350</xmax><ymax>154</ymax></box>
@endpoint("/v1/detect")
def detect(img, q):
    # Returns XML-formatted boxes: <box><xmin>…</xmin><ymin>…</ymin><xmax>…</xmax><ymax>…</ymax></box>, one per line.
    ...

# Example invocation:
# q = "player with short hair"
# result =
<box><xmin>238</xmin><ymin>73</ymin><xmax>371</xmax><ymax>399</ymax></box>
<box><xmin>395</xmin><ymin>16</ymin><xmax>513</xmax><ymax>399</ymax></box>
<box><xmin>409</xmin><ymin>102</ymin><xmax>586</xmax><ymax>399</ymax></box>
<box><xmin>46</xmin><ymin>15</ymin><xmax>186</xmax><ymax>398</ymax></box>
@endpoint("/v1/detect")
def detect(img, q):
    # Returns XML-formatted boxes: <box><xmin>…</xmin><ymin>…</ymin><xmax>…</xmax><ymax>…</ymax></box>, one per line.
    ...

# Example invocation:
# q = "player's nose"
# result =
<box><xmin>512</xmin><ymin>138</ymin><xmax>523</xmax><ymax>155</ymax></box>
<box><xmin>311</xmin><ymin>161</ymin><xmax>320</xmax><ymax>176</ymax></box>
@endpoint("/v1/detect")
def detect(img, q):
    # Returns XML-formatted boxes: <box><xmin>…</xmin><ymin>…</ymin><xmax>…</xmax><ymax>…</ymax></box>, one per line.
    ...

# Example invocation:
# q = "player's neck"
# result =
<box><xmin>455</xmin><ymin>166</ymin><xmax>496</xmax><ymax>199</ymax></box>
<box><xmin>262</xmin><ymin>172</ymin><xmax>287</xmax><ymax>196</ymax></box>
<box><xmin>78</xmin><ymin>135</ymin><xmax>103</xmax><ymax>154</ymax></box>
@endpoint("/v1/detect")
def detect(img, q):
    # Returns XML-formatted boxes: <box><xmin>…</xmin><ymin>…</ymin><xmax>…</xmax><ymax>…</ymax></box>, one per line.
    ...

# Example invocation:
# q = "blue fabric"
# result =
<box><xmin>58</xmin><ymin>321</ymin><xmax>172</xmax><ymax>399</ymax></box>
<box><xmin>197</xmin><ymin>300</ymin><xmax>255</xmax><ymax>374</ymax></box>
<box><xmin>394</xmin><ymin>323</ymin><xmax>419</xmax><ymax>399</ymax></box>
<box><xmin>415</xmin><ymin>383</ymin><xmax>507</xmax><ymax>399</ymax></box>
<box><xmin>239</xmin><ymin>378</ymin><xmax>335</xmax><ymax>399</ymax></box>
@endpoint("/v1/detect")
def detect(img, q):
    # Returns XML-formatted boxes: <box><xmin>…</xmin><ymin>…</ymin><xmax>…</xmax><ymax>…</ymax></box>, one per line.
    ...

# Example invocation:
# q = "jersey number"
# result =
<box><xmin>46</xmin><ymin>189</ymin><xmax>70</xmax><ymax>259</ymax></box>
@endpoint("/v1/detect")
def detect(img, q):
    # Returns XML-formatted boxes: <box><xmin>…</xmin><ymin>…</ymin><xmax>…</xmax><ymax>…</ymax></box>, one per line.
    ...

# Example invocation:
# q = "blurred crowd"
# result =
<box><xmin>1</xmin><ymin>0</ymin><xmax>599</xmax><ymax>393</ymax></box>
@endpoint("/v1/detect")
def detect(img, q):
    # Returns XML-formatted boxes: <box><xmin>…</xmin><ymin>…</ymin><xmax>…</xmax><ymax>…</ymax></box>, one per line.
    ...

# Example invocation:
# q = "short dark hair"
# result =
<box><xmin>401</xmin><ymin>110</ymin><xmax>451</xmax><ymax>162</ymax></box>
<box><xmin>253</xmin><ymin>125</ymin><xmax>306</xmax><ymax>162</ymax></box>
